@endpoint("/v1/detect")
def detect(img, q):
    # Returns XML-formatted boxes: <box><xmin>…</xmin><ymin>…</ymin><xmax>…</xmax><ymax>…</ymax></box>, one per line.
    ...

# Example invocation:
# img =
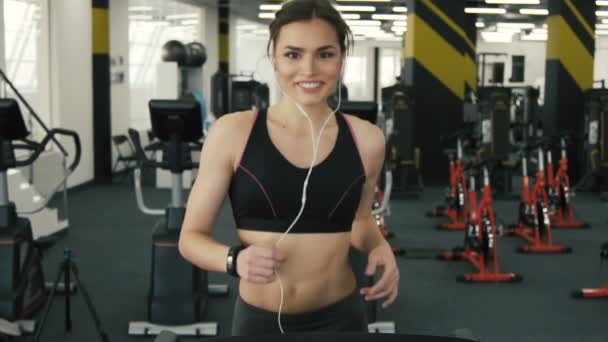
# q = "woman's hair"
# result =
<box><xmin>266</xmin><ymin>0</ymin><xmax>353</xmax><ymax>57</ymax></box>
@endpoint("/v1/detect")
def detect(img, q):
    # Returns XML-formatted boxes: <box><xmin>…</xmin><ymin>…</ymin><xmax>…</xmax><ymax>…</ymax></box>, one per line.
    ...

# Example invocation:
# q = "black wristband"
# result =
<box><xmin>226</xmin><ymin>245</ymin><xmax>245</xmax><ymax>277</ymax></box>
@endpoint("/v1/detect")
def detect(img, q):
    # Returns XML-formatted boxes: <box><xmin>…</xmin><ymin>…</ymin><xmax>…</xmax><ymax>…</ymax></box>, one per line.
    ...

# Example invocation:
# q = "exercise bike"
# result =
<box><xmin>427</xmin><ymin>133</ymin><xmax>468</xmax><ymax>231</ymax></box>
<box><xmin>0</xmin><ymin>98</ymin><xmax>81</xmax><ymax>337</ymax></box>
<box><xmin>439</xmin><ymin>161</ymin><xmax>521</xmax><ymax>283</ymax></box>
<box><xmin>546</xmin><ymin>135</ymin><xmax>589</xmax><ymax>229</ymax></box>
<box><xmin>505</xmin><ymin>142</ymin><xmax>572</xmax><ymax>254</ymax></box>
<box><xmin>128</xmin><ymin>100</ymin><xmax>228</xmax><ymax>338</ymax></box>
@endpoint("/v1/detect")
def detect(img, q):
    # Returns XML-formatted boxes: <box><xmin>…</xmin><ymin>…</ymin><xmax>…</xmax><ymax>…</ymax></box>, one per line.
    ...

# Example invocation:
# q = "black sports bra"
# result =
<box><xmin>228</xmin><ymin>109</ymin><xmax>366</xmax><ymax>233</ymax></box>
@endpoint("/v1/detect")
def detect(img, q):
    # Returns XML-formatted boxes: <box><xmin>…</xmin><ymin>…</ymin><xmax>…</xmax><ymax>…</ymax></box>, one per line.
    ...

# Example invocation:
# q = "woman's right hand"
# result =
<box><xmin>237</xmin><ymin>245</ymin><xmax>286</xmax><ymax>284</ymax></box>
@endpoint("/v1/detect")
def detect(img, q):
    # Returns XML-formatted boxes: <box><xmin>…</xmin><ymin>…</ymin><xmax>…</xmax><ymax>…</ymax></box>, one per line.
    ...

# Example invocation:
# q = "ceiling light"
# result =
<box><xmin>335</xmin><ymin>5</ymin><xmax>376</xmax><ymax>11</ymax></box>
<box><xmin>603</xmin><ymin>19</ymin><xmax>608</xmax><ymax>23</ymax></box>
<box><xmin>165</xmin><ymin>14</ymin><xmax>198</xmax><ymax>20</ymax></box>
<box><xmin>497</xmin><ymin>22</ymin><xmax>536</xmax><ymax>29</ymax></box>
<box><xmin>237</xmin><ymin>25</ymin><xmax>257</xmax><ymax>30</ymax></box>
<box><xmin>597</xmin><ymin>29</ymin><xmax>608</xmax><ymax>35</ymax></box>
<box><xmin>258</xmin><ymin>12</ymin><xmax>275</xmax><ymax>19</ymax></box>
<box><xmin>379</xmin><ymin>36</ymin><xmax>405</xmax><ymax>41</ymax></box>
<box><xmin>465</xmin><ymin>8</ymin><xmax>507</xmax><ymax>14</ymax></box>
<box><xmin>128</xmin><ymin>6</ymin><xmax>154</xmax><ymax>12</ymax></box>
<box><xmin>346</xmin><ymin>20</ymin><xmax>382</xmax><ymax>26</ymax></box>
<box><xmin>393</xmin><ymin>7</ymin><xmax>408</xmax><ymax>13</ymax></box>
<box><xmin>597</xmin><ymin>11</ymin><xmax>608</xmax><ymax>16</ymax></box>
<box><xmin>486</xmin><ymin>0</ymin><xmax>539</xmax><ymax>4</ymax></box>
<box><xmin>519</xmin><ymin>9</ymin><xmax>548</xmax><ymax>15</ymax></box>
<box><xmin>476</xmin><ymin>22</ymin><xmax>486</xmax><ymax>28</ymax></box>
<box><xmin>597</xmin><ymin>1</ymin><xmax>608</xmax><ymax>6</ymax></box>
<box><xmin>393</xmin><ymin>21</ymin><xmax>407</xmax><ymax>27</ymax></box>
<box><xmin>341</xmin><ymin>14</ymin><xmax>361</xmax><ymax>20</ymax></box>
<box><xmin>350</xmin><ymin>26</ymin><xmax>383</xmax><ymax>33</ymax></box>
<box><xmin>260</xmin><ymin>4</ymin><xmax>282</xmax><ymax>11</ymax></box>
<box><xmin>597</xmin><ymin>24</ymin><xmax>608</xmax><ymax>29</ymax></box>
<box><xmin>372</xmin><ymin>14</ymin><xmax>407</xmax><ymax>20</ymax></box>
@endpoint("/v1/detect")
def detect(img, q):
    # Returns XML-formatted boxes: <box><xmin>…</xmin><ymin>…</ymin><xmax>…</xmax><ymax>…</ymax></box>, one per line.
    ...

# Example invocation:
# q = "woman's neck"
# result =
<box><xmin>270</xmin><ymin>99</ymin><xmax>338</xmax><ymax>133</ymax></box>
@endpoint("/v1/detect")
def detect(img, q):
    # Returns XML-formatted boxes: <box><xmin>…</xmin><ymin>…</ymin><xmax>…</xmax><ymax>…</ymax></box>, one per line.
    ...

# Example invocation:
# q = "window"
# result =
<box><xmin>3</xmin><ymin>0</ymin><xmax>44</xmax><ymax>115</ymax></box>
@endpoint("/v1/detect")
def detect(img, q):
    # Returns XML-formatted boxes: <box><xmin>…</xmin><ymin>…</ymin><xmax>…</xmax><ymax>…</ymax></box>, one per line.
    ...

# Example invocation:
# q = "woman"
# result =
<box><xmin>179</xmin><ymin>0</ymin><xmax>399</xmax><ymax>335</ymax></box>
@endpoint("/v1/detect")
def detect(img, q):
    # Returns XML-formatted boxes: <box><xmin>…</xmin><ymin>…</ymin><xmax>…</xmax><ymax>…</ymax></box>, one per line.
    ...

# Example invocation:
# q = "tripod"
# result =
<box><xmin>32</xmin><ymin>248</ymin><xmax>110</xmax><ymax>342</ymax></box>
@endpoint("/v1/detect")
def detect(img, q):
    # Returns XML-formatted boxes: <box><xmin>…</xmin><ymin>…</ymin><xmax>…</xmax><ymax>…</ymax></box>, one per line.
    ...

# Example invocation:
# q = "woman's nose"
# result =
<box><xmin>299</xmin><ymin>55</ymin><xmax>317</xmax><ymax>75</ymax></box>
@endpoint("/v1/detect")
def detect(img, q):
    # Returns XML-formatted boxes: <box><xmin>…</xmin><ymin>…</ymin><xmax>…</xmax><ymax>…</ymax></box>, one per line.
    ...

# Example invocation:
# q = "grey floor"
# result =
<box><xmin>11</xmin><ymin>180</ymin><xmax>608</xmax><ymax>342</ymax></box>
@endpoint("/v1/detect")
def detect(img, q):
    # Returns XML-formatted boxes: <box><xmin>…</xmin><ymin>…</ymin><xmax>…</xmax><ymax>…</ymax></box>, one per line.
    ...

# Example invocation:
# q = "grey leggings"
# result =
<box><xmin>231</xmin><ymin>288</ymin><xmax>369</xmax><ymax>336</ymax></box>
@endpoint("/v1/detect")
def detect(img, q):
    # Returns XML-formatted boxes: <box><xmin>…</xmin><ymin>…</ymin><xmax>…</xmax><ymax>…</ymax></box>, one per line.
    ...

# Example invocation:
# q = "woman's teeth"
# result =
<box><xmin>299</xmin><ymin>82</ymin><xmax>322</xmax><ymax>89</ymax></box>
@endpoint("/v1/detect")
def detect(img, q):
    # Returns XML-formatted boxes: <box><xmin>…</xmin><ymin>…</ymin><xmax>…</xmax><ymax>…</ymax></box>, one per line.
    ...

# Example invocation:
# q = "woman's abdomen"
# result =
<box><xmin>237</xmin><ymin>230</ymin><xmax>357</xmax><ymax>313</ymax></box>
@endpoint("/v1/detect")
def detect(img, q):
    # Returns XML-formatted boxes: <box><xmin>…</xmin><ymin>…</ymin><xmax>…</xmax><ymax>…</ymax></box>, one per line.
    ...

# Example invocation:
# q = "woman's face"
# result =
<box><xmin>272</xmin><ymin>18</ymin><xmax>343</xmax><ymax>107</ymax></box>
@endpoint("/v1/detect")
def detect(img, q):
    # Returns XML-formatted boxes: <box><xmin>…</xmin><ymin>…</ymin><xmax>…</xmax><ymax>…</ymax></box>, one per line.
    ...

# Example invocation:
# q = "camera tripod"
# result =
<box><xmin>32</xmin><ymin>248</ymin><xmax>110</xmax><ymax>342</ymax></box>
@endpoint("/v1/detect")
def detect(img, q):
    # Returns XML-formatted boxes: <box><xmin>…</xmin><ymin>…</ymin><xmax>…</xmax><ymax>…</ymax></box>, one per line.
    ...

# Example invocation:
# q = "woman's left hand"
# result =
<box><xmin>360</xmin><ymin>242</ymin><xmax>399</xmax><ymax>308</ymax></box>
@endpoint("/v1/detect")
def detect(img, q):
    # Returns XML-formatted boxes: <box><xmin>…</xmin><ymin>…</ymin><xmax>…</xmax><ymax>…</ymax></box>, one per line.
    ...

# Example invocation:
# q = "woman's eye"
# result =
<box><xmin>320</xmin><ymin>51</ymin><xmax>335</xmax><ymax>59</ymax></box>
<box><xmin>285</xmin><ymin>52</ymin><xmax>299</xmax><ymax>59</ymax></box>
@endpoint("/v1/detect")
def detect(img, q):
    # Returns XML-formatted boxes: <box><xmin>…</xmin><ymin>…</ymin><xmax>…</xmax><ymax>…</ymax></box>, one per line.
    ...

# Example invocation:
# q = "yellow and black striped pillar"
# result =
<box><xmin>403</xmin><ymin>0</ymin><xmax>471</xmax><ymax>182</ymax></box>
<box><xmin>92</xmin><ymin>0</ymin><xmax>112</xmax><ymax>183</ymax></box>
<box><xmin>218</xmin><ymin>0</ymin><xmax>230</xmax><ymax>114</ymax></box>
<box><xmin>544</xmin><ymin>0</ymin><xmax>596</xmax><ymax>180</ymax></box>
<box><xmin>463</xmin><ymin>13</ymin><xmax>477</xmax><ymax>95</ymax></box>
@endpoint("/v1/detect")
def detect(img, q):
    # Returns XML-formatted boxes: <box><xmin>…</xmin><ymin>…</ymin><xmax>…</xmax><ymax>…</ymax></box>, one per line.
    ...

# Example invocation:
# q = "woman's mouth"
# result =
<box><xmin>296</xmin><ymin>81</ymin><xmax>325</xmax><ymax>93</ymax></box>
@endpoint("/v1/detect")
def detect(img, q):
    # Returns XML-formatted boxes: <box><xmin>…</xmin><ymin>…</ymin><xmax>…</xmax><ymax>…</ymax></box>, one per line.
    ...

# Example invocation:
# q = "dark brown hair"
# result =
<box><xmin>266</xmin><ymin>0</ymin><xmax>353</xmax><ymax>57</ymax></box>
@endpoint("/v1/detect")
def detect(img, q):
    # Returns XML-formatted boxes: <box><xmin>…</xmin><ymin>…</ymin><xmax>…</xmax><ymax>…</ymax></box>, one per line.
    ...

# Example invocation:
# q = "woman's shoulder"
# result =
<box><xmin>341</xmin><ymin>114</ymin><xmax>386</xmax><ymax>172</ymax></box>
<box><xmin>206</xmin><ymin>110</ymin><xmax>259</xmax><ymax>169</ymax></box>
<box><xmin>211</xmin><ymin>110</ymin><xmax>258</xmax><ymax>132</ymax></box>
<box><xmin>341</xmin><ymin>114</ymin><xmax>384</xmax><ymax>150</ymax></box>
<box><xmin>206</xmin><ymin>110</ymin><xmax>259</xmax><ymax>144</ymax></box>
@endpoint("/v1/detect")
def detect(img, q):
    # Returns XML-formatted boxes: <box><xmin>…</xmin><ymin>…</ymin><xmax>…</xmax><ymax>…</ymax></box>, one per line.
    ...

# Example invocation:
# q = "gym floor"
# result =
<box><xmin>34</xmin><ymin>181</ymin><xmax>608</xmax><ymax>342</ymax></box>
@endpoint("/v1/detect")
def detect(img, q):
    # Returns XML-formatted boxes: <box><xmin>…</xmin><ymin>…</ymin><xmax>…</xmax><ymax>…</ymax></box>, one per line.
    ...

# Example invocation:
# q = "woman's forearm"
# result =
<box><xmin>352</xmin><ymin>217</ymin><xmax>389</xmax><ymax>253</ymax></box>
<box><xmin>178</xmin><ymin>231</ymin><xmax>231</xmax><ymax>274</ymax></box>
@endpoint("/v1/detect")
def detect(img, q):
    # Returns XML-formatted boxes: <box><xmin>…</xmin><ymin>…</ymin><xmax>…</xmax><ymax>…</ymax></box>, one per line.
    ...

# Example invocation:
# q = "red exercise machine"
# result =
<box><xmin>439</xmin><ymin>163</ymin><xmax>521</xmax><ymax>283</ymax></box>
<box><xmin>505</xmin><ymin>145</ymin><xmax>572</xmax><ymax>254</ymax></box>
<box><xmin>427</xmin><ymin>136</ymin><xmax>467</xmax><ymax>231</ymax></box>
<box><xmin>546</xmin><ymin>136</ymin><xmax>589</xmax><ymax>229</ymax></box>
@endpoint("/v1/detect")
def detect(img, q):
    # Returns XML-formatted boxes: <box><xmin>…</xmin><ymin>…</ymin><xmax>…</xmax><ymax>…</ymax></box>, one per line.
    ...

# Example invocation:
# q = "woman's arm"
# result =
<box><xmin>178</xmin><ymin>114</ymin><xmax>238</xmax><ymax>273</ymax></box>
<box><xmin>347</xmin><ymin>117</ymin><xmax>399</xmax><ymax>308</ymax></box>
<box><xmin>349</xmin><ymin>118</ymin><xmax>388</xmax><ymax>253</ymax></box>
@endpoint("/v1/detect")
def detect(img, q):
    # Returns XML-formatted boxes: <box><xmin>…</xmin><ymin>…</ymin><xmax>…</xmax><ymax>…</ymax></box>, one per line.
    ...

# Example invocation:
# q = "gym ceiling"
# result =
<box><xmin>126</xmin><ymin>0</ymin><xmax>608</xmax><ymax>41</ymax></box>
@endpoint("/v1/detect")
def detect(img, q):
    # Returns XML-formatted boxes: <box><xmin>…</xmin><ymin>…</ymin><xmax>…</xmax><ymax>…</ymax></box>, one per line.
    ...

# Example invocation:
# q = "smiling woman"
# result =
<box><xmin>178</xmin><ymin>0</ymin><xmax>399</xmax><ymax>337</ymax></box>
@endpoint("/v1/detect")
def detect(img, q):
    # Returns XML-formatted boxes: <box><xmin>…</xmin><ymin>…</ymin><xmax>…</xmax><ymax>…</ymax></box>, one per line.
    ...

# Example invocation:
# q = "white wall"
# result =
<box><xmin>49</xmin><ymin>0</ymin><xmax>93</xmax><ymax>187</ymax></box>
<box><xmin>476</xmin><ymin>35</ymin><xmax>547</xmax><ymax>101</ymax></box>
<box><xmin>345</xmin><ymin>39</ymin><xmax>402</xmax><ymax>102</ymax></box>
<box><xmin>595</xmin><ymin>36</ymin><xmax>608</xmax><ymax>85</ymax></box>
<box><xmin>232</xmin><ymin>18</ymin><xmax>279</xmax><ymax>106</ymax></box>
<box><xmin>476</xmin><ymin>34</ymin><xmax>608</xmax><ymax>102</ymax></box>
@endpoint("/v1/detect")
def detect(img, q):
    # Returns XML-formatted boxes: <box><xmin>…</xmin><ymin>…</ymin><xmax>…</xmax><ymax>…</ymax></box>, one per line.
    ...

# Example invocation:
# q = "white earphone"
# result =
<box><xmin>271</xmin><ymin>56</ymin><xmax>345</xmax><ymax>334</ymax></box>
